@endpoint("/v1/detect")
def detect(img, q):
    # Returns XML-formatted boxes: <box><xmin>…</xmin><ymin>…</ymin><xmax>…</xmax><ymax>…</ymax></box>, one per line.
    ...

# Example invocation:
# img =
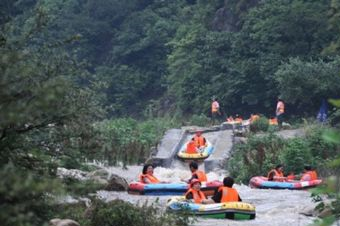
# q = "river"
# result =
<box><xmin>96</xmin><ymin>165</ymin><xmax>322</xmax><ymax>226</ymax></box>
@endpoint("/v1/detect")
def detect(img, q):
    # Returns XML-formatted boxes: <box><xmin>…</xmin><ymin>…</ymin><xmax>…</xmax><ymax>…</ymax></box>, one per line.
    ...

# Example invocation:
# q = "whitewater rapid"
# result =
<box><xmin>96</xmin><ymin>165</ymin><xmax>320</xmax><ymax>226</ymax></box>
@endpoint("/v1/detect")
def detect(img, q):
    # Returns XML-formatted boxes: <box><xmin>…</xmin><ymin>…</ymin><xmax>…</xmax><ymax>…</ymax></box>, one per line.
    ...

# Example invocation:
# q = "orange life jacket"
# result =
<box><xmin>226</xmin><ymin>117</ymin><xmax>234</xmax><ymax>122</ymax></box>
<box><xmin>250</xmin><ymin>115</ymin><xmax>260</xmax><ymax>123</ymax></box>
<box><xmin>218</xmin><ymin>187</ymin><xmax>239</xmax><ymax>202</ymax></box>
<box><xmin>139</xmin><ymin>174</ymin><xmax>160</xmax><ymax>184</ymax></box>
<box><xmin>310</xmin><ymin>170</ymin><xmax>318</xmax><ymax>180</ymax></box>
<box><xmin>235</xmin><ymin>117</ymin><xmax>243</xmax><ymax>123</ymax></box>
<box><xmin>211</xmin><ymin>101</ymin><xmax>219</xmax><ymax>113</ymax></box>
<box><xmin>267</xmin><ymin>169</ymin><xmax>284</xmax><ymax>182</ymax></box>
<box><xmin>193</xmin><ymin>136</ymin><xmax>206</xmax><ymax>147</ymax></box>
<box><xmin>193</xmin><ymin>170</ymin><xmax>207</xmax><ymax>182</ymax></box>
<box><xmin>269</xmin><ymin>118</ymin><xmax>278</xmax><ymax>125</ymax></box>
<box><xmin>186</xmin><ymin>141</ymin><xmax>197</xmax><ymax>154</ymax></box>
<box><xmin>286</xmin><ymin>173</ymin><xmax>295</xmax><ymax>180</ymax></box>
<box><xmin>301</xmin><ymin>170</ymin><xmax>318</xmax><ymax>181</ymax></box>
<box><xmin>277</xmin><ymin>101</ymin><xmax>285</xmax><ymax>114</ymax></box>
<box><xmin>185</xmin><ymin>188</ymin><xmax>206</xmax><ymax>204</ymax></box>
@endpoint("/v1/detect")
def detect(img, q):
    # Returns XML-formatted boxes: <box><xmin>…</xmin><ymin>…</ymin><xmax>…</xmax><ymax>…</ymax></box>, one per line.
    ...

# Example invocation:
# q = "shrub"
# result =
<box><xmin>92</xmin><ymin>117</ymin><xmax>180</xmax><ymax>165</ymax></box>
<box><xmin>0</xmin><ymin>163</ymin><xmax>60</xmax><ymax>226</ymax></box>
<box><xmin>49</xmin><ymin>203</ymin><xmax>90</xmax><ymax>226</ymax></box>
<box><xmin>228</xmin><ymin>134</ymin><xmax>285</xmax><ymax>183</ymax></box>
<box><xmin>62</xmin><ymin>177</ymin><xmax>103</xmax><ymax>196</ymax></box>
<box><xmin>89</xmin><ymin>199</ymin><xmax>193</xmax><ymax>226</ymax></box>
<box><xmin>305</xmin><ymin>125</ymin><xmax>337</xmax><ymax>160</ymax></box>
<box><xmin>250</xmin><ymin>116</ymin><xmax>269</xmax><ymax>133</ymax></box>
<box><xmin>279</xmin><ymin>138</ymin><xmax>313</xmax><ymax>174</ymax></box>
<box><xmin>329</xmin><ymin>108</ymin><xmax>340</xmax><ymax>128</ymax></box>
<box><xmin>188</xmin><ymin>114</ymin><xmax>211</xmax><ymax>127</ymax></box>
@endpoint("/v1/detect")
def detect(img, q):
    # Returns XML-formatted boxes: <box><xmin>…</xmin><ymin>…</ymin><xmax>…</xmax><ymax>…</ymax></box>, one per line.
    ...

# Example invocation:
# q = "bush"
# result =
<box><xmin>188</xmin><ymin>114</ymin><xmax>211</xmax><ymax>127</ymax></box>
<box><xmin>305</xmin><ymin>125</ymin><xmax>337</xmax><ymax>160</ymax></box>
<box><xmin>89</xmin><ymin>199</ymin><xmax>193</xmax><ymax>226</ymax></box>
<box><xmin>49</xmin><ymin>202</ymin><xmax>90</xmax><ymax>226</ymax></box>
<box><xmin>328</xmin><ymin>108</ymin><xmax>340</xmax><ymax>128</ymax></box>
<box><xmin>280</xmin><ymin>138</ymin><xmax>313</xmax><ymax>174</ymax></box>
<box><xmin>92</xmin><ymin>117</ymin><xmax>180</xmax><ymax>165</ymax></box>
<box><xmin>228</xmin><ymin>134</ymin><xmax>285</xmax><ymax>183</ymax></box>
<box><xmin>250</xmin><ymin>116</ymin><xmax>269</xmax><ymax>133</ymax></box>
<box><xmin>62</xmin><ymin>177</ymin><xmax>103</xmax><ymax>196</ymax></box>
<box><xmin>0</xmin><ymin>163</ymin><xmax>60</xmax><ymax>226</ymax></box>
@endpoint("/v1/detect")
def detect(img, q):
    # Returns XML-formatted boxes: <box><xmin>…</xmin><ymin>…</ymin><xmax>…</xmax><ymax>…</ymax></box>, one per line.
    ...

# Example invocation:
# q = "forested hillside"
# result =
<box><xmin>3</xmin><ymin>0</ymin><xmax>340</xmax><ymax>118</ymax></box>
<box><xmin>1</xmin><ymin>1</ymin><xmax>340</xmax><ymax>226</ymax></box>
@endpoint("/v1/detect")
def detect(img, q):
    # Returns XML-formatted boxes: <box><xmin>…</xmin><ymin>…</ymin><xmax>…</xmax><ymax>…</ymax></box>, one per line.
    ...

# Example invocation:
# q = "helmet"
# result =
<box><xmin>190</xmin><ymin>179</ymin><xmax>201</xmax><ymax>187</ymax></box>
<box><xmin>195</xmin><ymin>131</ymin><xmax>202</xmax><ymax>136</ymax></box>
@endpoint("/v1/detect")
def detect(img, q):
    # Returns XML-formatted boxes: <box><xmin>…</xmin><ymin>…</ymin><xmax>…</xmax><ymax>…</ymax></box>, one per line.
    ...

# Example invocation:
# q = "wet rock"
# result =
<box><xmin>57</xmin><ymin>168</ymin><xmax>88</xmax><ymax>180</ymax></box>
<box><xmin>276</xmin><ymin>128</ymin><xmax>305</xmax><ymax>139</ymax></box>
<box><xmin>234</xmin><ymin>137</ymin><xmax>247</xmax><ymax>144</ymax></box>
<box><xmin>234</xmin><ymin>130</ymin><xmax>246</xmax><ymax>137</ymax></box>
<box><xmin>104</xmin><ymin>174</ymin><xmax>128</xmax><ymax>191</ymax></box>
<box><xmin>49</xmin><ymin>218</ymin><xmax>80</xmax><ymax>226</ymax></box>
<box><xmin>88</xmin><ymin>169</ymin><xmax>109</xmax><ymax>179</ymax></box>
<box><xmin>299</xmin><ymin>206</ymin><xmax>315</xmax><ymax>216</ymax></box>
<box><xmin>282</xmin><ymin>122</ymin><xmax>292</xmax><ymax>129</ymax></box>
<box><xmin>89</xmin><ymin>175</ymin><xmax>108</xmax><ymax>185</ymax></box>
<box><xmin>144</xmin><ymin>157</ymin><xmax>154</xmax><ymax>165</ymax></box>
<box><xmin>150</xmin><ymin>146</ymin><xmax>157</xmax><ymax>156</ymax></box>
<box><xmin>317</xmin><ymin>207</ymin><xmax>333</xmax><ymax>218</ymax></box>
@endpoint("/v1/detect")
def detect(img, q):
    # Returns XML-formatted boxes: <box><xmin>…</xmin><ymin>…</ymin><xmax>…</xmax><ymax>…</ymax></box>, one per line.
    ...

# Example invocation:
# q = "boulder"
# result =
<box><xmin>88</xmin><ymin>169</ymin><xmax>109</xmax><ymax>179</ymax></box>
<box><xmin>234</xmin><ymin>137</ymin><xmax>247</xmax><ymax>144</ymax></box>
<box><xmin>49</xmin><ymin>218</ymin><xmax>80</xmax><ymax>226</ymax></box>
<box><xmin>317</xmin><ymin>207</ymin><xmax>333</xmax><ymax>218</ymax></box>
<box><xmin>104</xmin><ymin>174</ymin><xmax>129</xmax><ymax>191</ymax></box>
<box><xmin>299</xmin><ymin>206</ymin><xmax>316</xmax><ymax>216</ymax></box>
<box><xmin>57</xmin><ymin>168</ymin><xmax>88</xmax><ymax>180</ymax></box>
<box><xmin>89</xmin><ymin>175</ymin><xmax>108</xmax><ymax>185</ymax></box>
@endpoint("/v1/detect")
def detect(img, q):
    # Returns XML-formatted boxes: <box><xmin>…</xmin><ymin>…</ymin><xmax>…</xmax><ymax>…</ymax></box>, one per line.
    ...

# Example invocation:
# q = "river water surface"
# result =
<box><xmin>96</xmin><ymin>165</ymin><xmax>321</xmax><ymax>226</ymax></box>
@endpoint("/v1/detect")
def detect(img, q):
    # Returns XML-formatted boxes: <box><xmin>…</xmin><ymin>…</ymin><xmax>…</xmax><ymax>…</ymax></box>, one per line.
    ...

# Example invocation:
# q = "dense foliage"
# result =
<box><xmin>50</xmin><ymin>199</ymin><xmax>194</xmax><ymax>226</ymax></box>
<box><xmin>312</xmin><ymin>100</ymin><xmax>340</xmax><ymax>226</ymax></box>
<box><xmin>92</xmin><ymin>117</ymin><xmax>180</xmax><ymax>165</ymax></box>
<box><xmin>228</xmin><ymin>125</ymin><xmax>339</xmax><ymax>183</ymax></box>
<box><xmin>3</xmin><ymin>0</ymin><xmax>337</xmax><ymax>118</ymax></box>
<box><xmin>1</xmin><ymin>0</ymin><xmax>340</xmax><ymax>225</ymax></box>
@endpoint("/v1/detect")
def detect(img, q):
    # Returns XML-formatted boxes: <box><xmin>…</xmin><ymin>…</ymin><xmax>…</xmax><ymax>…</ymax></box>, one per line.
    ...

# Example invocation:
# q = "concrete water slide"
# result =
<box><xmin>152</xmin><ymin>125</ymin><xmax>234</xmax><ymax>172</ymax></box>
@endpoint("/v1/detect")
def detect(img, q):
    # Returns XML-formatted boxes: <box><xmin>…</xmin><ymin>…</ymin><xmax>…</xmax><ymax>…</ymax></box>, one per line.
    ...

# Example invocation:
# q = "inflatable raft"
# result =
<box><xmin>167</xmin><ymin>196</ymin><xmax>256</xmax><ymax>220</ymax></box>
<box><xmin>177</xmin><ymin>141</ymin><xmax>214</xmax><ymax>161</ymax></box>
<box><xmin>249</xmin><ymin>176</ymin><xmax>322</xmax><ymax>189</ymax></box>
<box><xmin>128</xmin><ymin>180</ymin><xmax>222</xmax><ymax>196</ymax></box>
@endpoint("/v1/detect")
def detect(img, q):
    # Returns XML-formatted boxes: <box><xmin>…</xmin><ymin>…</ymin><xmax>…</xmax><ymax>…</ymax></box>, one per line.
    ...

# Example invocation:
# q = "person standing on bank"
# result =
<box><xmin>211</xmin><ymin>97</ymin><xmax>221</xmax><ymax>124</ymax></box>
<box><xmin>276</xmin><ymin>97</ymin><xmax>285</xmax><ymax>129</ymax></box>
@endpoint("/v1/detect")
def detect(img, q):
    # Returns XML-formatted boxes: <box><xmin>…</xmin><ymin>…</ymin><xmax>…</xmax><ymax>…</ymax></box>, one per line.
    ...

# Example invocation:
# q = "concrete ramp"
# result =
<box><xmin>152</xmin><ymin>129</ymin><xmax>186</xmax><ymax>168</ymax></box>
<box><xmin>204</xmin><ymin>129</ymin><xmax>233</xmax><ymax>172</ymax></box>
<box><xmin>152</xmin><ymin>125</ymin><xmax>235</xmax><ymax>173</ymax></box>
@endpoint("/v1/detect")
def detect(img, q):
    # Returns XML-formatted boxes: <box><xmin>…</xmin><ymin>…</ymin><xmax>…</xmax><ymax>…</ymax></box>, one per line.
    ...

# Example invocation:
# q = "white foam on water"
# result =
<box><xmin>96</xmin><ymin>165</ymin><xmax>319</xmax><ymax>226</ymax></box>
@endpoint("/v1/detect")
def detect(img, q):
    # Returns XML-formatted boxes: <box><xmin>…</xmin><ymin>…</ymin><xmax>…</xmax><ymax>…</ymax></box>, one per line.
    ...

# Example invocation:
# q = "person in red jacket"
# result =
<box><xmin>212</xmin><ymin>176</ymin><xmax>242</xmax><ymax>203</ymax></box>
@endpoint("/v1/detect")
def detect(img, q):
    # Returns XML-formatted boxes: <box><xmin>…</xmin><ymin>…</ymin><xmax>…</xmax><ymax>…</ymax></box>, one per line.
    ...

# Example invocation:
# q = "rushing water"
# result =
<box><xmin>96</xmin><ymin>165</ymin><xmax>322</xmax><ymax>226</ymax></box>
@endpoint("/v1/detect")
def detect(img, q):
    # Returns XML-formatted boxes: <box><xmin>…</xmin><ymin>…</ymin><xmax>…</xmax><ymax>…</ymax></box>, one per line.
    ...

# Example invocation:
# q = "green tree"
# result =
<box><xmin>323</xmin><ymin>0</ymin><xmax>340</xmax><ymax>54</ymax></box>
<box><xmin>275</xmin><ymin>57</ymin><xmax>340</xmax><ymax>114</ymax></box>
